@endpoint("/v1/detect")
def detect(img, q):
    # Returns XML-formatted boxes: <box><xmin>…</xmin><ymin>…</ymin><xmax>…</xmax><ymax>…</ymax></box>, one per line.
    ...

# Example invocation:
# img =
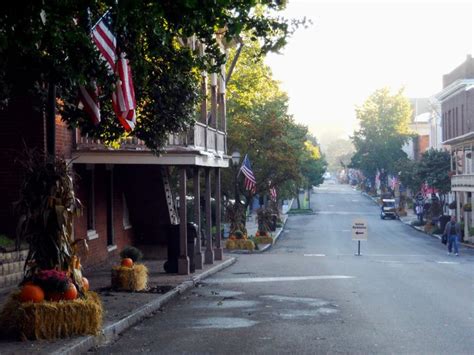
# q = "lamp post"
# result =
<box><xmin>231</xmin><ymin>151</ymin><xmax>241</xmax><ymax>206</ymax></box>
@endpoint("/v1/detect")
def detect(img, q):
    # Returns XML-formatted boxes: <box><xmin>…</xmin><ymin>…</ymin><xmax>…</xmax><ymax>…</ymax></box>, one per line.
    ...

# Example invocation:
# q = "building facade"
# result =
<box><xmin>0</xmin><ymin>44</ymin><xmax>229</xmax><ymax>274</ymax></box>
<box><xmin>436</xmin><ymin>54</ymin><xmax>474</xmax><ymax>242</ymax></box>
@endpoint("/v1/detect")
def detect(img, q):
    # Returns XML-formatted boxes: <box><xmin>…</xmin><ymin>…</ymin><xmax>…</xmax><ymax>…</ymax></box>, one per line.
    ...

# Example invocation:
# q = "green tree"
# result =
<box><xmin>418</xmin><ymin>149</ymin><xmax>451</xmax><ymax>195</ymax></box>
<box><xmin>0</xmin><ymin>1</ymin><xmax>298</xmax><ymax>151</ymax></box>
<box><xmin>350</xmin><ymin>87</ymin><xmax>412</xmax><ymax>186</ymax></box>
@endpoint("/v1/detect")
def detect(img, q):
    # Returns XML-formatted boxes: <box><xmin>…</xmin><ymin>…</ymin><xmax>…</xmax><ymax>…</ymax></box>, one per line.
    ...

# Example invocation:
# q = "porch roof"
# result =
<box><xmin>72</xmin><ymin>148</ymin><xmax>230</xmax><ymax>168</ymax></box>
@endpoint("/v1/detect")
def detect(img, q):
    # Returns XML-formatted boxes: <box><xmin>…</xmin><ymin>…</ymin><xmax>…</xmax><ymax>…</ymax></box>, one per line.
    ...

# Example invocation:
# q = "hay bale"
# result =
<box><xmin>0</xmin><ymin>291</ymin><xmax>103</xmax><ymax>340</ymax></box>
<box><xmin>111</xmin><ymin>264</ymin><xmax>148</xmax><ymax>291</ymax></box>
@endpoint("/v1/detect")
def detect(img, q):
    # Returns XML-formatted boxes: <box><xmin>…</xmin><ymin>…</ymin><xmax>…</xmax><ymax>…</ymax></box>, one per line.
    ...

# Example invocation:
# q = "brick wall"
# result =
<box><xmin>74</xmin><ymin>164</ymin><xmax>135</xmax><ymax>268</ymax></box>
<box><xmin>55</xmin><ymin>115</ymin><xmax>73</xmax><ymax>159</ymax></box>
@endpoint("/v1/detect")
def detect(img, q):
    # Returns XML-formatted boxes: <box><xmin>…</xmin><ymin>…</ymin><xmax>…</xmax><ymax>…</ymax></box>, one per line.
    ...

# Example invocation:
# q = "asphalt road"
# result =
<box><xmin>94</xmin><ymin>182</ymin><xmax>474</xmax><ymax>354</ymax></box>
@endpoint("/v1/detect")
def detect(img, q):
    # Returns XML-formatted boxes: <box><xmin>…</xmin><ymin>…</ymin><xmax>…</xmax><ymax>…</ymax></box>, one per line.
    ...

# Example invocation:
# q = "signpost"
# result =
<box><xmin>352</xmin><ymin>219</ymin><xmax>368</xmax><ymax>256</ymax></box>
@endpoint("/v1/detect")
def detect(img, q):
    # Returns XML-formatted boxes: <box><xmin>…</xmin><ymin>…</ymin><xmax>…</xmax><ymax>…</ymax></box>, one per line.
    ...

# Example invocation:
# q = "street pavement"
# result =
<box><xmin>93</xmin><ymin>181</ymin><xmax>474</xmax><ymax>354</ymax></box>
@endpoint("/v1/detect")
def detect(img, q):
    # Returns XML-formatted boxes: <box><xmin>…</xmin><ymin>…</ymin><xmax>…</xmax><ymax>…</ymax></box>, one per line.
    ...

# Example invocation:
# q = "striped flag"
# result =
<box><xmin>112</xmin><ymin>54</ymin><xmax>136</xmax><ymax>131</ymax></box>
<box><xmin>239</xmin><ymin>154</ymin><xmax>256</xmax><ymax>193</ymax></box>
<box><xmin>78</xmin><ymin>82</ymin><xmax>101</xmax><ymax>125</ymax></box>
<box><xmin>270</xmin><ymin>185</ymin><xmax>277</xmax><ymax>202</ymax></box>
<box><xmin>91</xmin><ymin>11</ymin><xmax>116</xmax><ymax>71</ymax></box>
<box><xmin>88</xmin><ymin>10</ymin><xmax>136</xmax><ymax>131</ymax></box>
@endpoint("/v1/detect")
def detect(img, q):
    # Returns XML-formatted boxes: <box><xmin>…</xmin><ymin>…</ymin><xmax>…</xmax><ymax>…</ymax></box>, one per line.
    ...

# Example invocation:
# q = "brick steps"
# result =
<box><xmin>0</xmin><ymin>250</ymin><xmax>28</xmax><ymax>288</ymax></box>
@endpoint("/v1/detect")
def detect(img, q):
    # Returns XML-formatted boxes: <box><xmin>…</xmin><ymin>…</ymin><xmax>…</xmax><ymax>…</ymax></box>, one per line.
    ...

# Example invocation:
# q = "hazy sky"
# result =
<box><xmin>265</xmin><ymin>0</ymin><xmax>474</xmax><ymax>146</ymax></box>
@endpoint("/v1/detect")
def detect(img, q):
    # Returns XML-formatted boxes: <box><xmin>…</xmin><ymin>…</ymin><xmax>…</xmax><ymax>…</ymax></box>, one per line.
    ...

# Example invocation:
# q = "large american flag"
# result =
<box><xmin>239</xmin><ymin>154</ymin><xmax>257</xmax><ymax>193</ymax></box>
<box><xmin>80</xmin><ymin>10</ymin><xmax>136</xmax><ymax>131</ymax></box>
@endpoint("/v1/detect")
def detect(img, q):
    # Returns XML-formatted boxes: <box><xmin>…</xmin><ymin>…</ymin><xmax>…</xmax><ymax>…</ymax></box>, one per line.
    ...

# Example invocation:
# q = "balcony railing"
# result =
<box><xmin>451</xmin><ymin>174</ymin><xmax>474</xmax><ymax>191</ymax></box>
<box><xmin>75</xmin><ymin>122</ymin><xmax>226</xmax><ymax>154</ymax></box>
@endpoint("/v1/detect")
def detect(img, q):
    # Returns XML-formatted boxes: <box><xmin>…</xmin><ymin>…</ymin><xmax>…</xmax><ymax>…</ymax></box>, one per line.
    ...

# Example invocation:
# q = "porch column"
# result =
<box><xmin>464</xmin><ymin>191</ymin><xmax>469</xmax><ymax>241</ymax></box>
<box><xmin>178</xmin><ymin>167</ymin><xmax>190</xmax><ymax>275</ymax></box>
<box><xmin>456</xmin><ymin>192</ymin><xmax>461</xmax><ymax>222</ymax></box>
<box><xmin>194</xmin><ymin>167</ymin><xmax>204</xmax><ymax>269</ymax></box>
<box><xmin>204</xmin><ymin>168</ymin><xmax>214</xmax><ymax>264</ymax></box>
<box><xmin>210</xmin><ymin>72</ymin><xmax>217</xmax><ymax>129</ymax></box>
<box><xmin>214</xmin><ymin>168</ymin><xmax>223</xmax><ymax>260</ymax></box>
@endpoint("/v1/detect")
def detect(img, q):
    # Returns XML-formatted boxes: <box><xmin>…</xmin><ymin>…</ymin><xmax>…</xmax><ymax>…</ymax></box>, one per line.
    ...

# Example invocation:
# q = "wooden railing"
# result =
<box><xmin>75</xmin><ymin>122</ymin><xmax>226</xmax><ymax>154</ymax></box>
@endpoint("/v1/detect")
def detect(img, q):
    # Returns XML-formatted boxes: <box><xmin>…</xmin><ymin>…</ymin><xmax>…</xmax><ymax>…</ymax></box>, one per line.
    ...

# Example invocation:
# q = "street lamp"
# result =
<box><xmin>231</xmin><ymin>151</ymin><xmax>241</xmax><ymax>166</ymax></box>
<box><xmin>231</xmin><ymin>151</ymin><xmax>241</xmax><ymax>206</ymax></box>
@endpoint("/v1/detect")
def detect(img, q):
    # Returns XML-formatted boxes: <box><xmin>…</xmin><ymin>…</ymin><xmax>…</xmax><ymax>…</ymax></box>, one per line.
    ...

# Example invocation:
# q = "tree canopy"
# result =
<box><xmin>224</xmin><ymin>39</ymin><xmax>325</xmax><ymax>205</ymax></box>
<box><xmin>0</xmin><ymin>1</ymin><xmax>301</xmax><ymax>151</ymax></box>
<box><xmin>350</xmin><ymin>87</ymin><xmax>412</xmax><ymax>181</ymax></box>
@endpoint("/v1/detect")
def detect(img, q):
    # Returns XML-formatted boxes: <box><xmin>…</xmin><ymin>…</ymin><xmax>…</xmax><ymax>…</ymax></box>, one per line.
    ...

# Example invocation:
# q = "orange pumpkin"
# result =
<box><xmin>82</xmin><ymin>277</ymin><xmax>89</xmax><ymax>292</ymax></box>
<box><xmin>121</xmin><ymin>258</ymin><xmax>134</xmax><ymax>268</ymax></box>
<box><xmin>20</xmin><ymin>284</ymin><xmax>45</xmax><ymax>303</ymax></box>
<box><xmin>63</xmin><ymin>283</ymin><xmax>78</xmax><ymax>300</ymax></box>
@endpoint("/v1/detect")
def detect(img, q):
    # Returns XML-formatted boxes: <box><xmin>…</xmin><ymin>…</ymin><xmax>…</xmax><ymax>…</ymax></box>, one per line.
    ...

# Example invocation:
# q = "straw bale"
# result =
<box><xmin>0</xmin><ymin>291</ymin><xmax>103</xmax><ymax>340</ymax></box>
<box><xmin>111</xmin><ymin>264</ymin><xmax>148</xmax><ymax>291</ymax></box>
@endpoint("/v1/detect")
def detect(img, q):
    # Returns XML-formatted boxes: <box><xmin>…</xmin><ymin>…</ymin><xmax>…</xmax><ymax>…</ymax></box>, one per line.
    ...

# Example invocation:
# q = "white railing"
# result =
<box><xmin>75</xmin><ymin>123</ymin><xmax>226</xmax><ymax>154</ymax></box>
<box><xmin>451</xmin><ymin>174</ymin><xmax>474</xmax><ymax>190</ymax></box>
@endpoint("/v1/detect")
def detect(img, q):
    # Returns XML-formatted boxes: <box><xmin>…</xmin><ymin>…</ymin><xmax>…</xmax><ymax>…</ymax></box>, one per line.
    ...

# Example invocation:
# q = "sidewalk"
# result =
<box><xmin>360</xmin><ymin>190</ymin><xmax>474</xmax><ymax>249</ymax></box>
<box><xmin>0</xmin><ymin>205</ymin><xmax>292</xmax><ymax>354</ymax></box>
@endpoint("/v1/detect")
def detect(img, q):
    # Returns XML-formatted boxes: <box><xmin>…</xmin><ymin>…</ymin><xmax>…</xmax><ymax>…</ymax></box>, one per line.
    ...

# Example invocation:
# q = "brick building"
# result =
<box><xmin>0</xmin><ymin>47</ymin><xmax>229</xmax><ymax>275</ymax></box>
<box><xmin>436</xmin><ymin>54</ymin><xmax>474</xmax><ymax>242</ymax></box>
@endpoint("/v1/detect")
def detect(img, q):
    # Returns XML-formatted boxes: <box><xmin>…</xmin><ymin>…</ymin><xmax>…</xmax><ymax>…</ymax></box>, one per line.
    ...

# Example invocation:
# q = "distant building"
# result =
<box><xmin>436</xmin><ymin>54</ymin><xmax>474</xmax><ymax>242</ymax></box>
<box><xmin>402</xmin><ymin>98</ymin><xmax>431</xmax><ymax>160</ymax></box>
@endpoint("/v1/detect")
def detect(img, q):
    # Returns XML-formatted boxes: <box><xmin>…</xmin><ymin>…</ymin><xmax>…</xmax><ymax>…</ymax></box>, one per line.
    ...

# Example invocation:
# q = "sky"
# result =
<box><xmin>265</xmin><ymin>0</ymin><xmax>474</xmax><ymax>147</ymax></box>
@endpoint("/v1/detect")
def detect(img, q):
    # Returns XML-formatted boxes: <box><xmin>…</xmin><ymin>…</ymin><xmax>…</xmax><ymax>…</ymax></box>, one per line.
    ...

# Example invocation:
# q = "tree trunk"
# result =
<box><xmin>296</xmin><ymin>187</ymin><xmax>301</xmax><ymax>209</ymax></box>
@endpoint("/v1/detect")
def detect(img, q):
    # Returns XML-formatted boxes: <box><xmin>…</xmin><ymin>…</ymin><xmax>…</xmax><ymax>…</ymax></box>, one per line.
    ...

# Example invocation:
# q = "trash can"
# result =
<box><xmin>163</xmin><ymin>223</ymin><xmax>197</xmax><ymax>273</ymax></box>
<box><xmin>439</xmin><ymin>215</ymin><xmax>451</xmax><ymax>232</ymax></box>
<box><xmin>270</xmin><ymin>214</ymin><xmax>277</xmax><ymax>231</ymax></box>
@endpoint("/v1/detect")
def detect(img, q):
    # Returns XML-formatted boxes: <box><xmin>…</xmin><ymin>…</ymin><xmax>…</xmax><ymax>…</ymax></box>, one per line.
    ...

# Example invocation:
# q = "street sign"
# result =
<box><xmin>352</xmin><ymin>219</ymin><xmax>368</xmax><ymax>241</ymax></box>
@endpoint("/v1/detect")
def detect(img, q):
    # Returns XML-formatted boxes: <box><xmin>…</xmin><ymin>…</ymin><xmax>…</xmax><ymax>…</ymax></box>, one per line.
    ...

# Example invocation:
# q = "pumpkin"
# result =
<box><xmin>20</xmin><ymin>284</ymin><xmax>45</xmax><ymax>303</ymax></box>
<box><xmin>82</xmin><ymin>277</ymin><xmax>89</xmax><ymax>292</ymax></box>
<box><xmin>64</xmin><ymin>283</ymin><xmax>78</xmax><ymax>300</ymax></box>
<box><xmin>121</xmin><ymin>258</ymin><xmax>134</xmax><ymax>268</ymax></box>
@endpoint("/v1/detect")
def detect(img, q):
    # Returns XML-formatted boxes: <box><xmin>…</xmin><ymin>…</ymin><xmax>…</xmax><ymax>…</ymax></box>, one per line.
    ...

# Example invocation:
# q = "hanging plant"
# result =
<box><xmin>448</xmin><ymin>200</ymin><xmax>457</xmax><ymax>209</ymax></box>
<box><xmin>463</xmin><ymin>203</ymin><xmax>472</xmax><ymax>212</ymax></box>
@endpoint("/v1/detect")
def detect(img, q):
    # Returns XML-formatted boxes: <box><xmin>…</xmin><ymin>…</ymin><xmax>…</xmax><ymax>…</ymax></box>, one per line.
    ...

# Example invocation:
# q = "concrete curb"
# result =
<box><xmin>51</xmin><ymin>257</ymin><xmax>237</xmax><ymax>355</ymax></box>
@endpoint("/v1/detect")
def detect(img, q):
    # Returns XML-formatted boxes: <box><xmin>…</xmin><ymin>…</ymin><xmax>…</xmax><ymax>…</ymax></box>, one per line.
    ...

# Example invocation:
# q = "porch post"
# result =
<box><xmin>210</xmin><ymin>72</ymin><xmax>217</xmax><ymax>129</ymax></box>
<box><xmin>194</xmin><ymin>167</ymin><xmax>204</xmax><ymax>269</ymax></box>
<box><xmin>456</xmin><ymin>192</ymin><xmax>461</xmax><ymax>222</ymax></box>
<box><xmin>178</xmin><ymin>167</ymin><xmax>190</xmax><ymax>275</ymax></box>
<box><xmin>204</xmin><ymin>168</ymin><xmax>214</xmax><ymax>264</ymax></box>
<box><xmin>214</xmin><ymin>168</ymin><xmax>223</xmax><ymax>260</ymax></box>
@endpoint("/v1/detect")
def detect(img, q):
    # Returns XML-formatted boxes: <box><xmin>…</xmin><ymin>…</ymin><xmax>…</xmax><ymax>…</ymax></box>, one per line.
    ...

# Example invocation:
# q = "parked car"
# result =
<box><xmin>380</xmin><ymin>199</ymin><xmax>398</xmax><ymax>220</ymax></box>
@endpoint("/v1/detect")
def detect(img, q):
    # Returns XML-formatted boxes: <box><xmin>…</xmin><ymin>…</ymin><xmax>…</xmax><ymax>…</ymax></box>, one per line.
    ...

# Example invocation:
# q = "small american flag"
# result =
<box><xmin>78</xmin><ymin>82</ymin><xmax>101</xmax><ymax>125</ymax></box>
<box><xmin>239</xmin><ymin>154</ymin><xmax>256</xmax><ymax>193</ymax></box>
<box><xmin>270</xmin><ymin>185</ymin><xmax>277</xmax><ymax>202</ymax></box>
<box><xmin>89</xmin><ymin>11</ymin><xmax>136</xmax><ymax>131</ymax></box>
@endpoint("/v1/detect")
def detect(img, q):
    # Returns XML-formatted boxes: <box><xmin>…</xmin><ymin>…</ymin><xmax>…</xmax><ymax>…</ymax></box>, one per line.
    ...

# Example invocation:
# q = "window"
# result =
<box><xmin>122</xmin><ymin>193</ymin><xmax>132</xmax><ymax>229</ymax></box>
<box><xmin>106</xmin><ymin>165</ymin><xmax>115</xmax><ymax>247</ymax></box>
<box><xmin>85</xmin><ymin>165</ymin><xmax>98</xmax><ymax>240</ymax></box>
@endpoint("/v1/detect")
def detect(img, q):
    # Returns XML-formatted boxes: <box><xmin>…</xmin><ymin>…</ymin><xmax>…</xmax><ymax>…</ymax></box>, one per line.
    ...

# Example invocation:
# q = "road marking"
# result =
<box><xmin>337</xmin><ymin>254</ymin><xmax>429</xmax><ymax>257</ymax></box>
<box><xmin>316</xmin><ymin>211</ymin><xmax>379</xmax><ymax>215</ymax></box>
<box><xmin>342</xmin><ymin>229</ymin><xmax>351</xmax><ymax>232</ymax></box>
<box><xmin>437</xmin><ymin>261</ymin><xmax>460</xmax><ymax>264</ymax></box>
<box><xmin>304</xmin><ymin>254</ymin><xmax>326</xmax><ymax>257</ymax></box>
<box><xmin>205</xmin><ymin>275</ymin><xmax>354</xmax><ymax>284</ymax></box>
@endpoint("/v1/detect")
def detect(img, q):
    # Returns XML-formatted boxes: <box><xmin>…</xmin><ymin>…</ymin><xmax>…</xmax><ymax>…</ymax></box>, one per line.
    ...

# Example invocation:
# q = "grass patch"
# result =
<box><xmin>0</xmin><ymin>234</ymin><xmax>15</xmax><ymax>248</ymax></box>
<box><xmin>288</xmin><ymin>208</ymin><xmax>313</xmax><ymax>215</ymax></box>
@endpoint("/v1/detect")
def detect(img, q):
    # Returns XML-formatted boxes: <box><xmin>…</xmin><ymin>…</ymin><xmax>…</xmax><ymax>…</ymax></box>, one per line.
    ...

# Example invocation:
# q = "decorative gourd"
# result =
<box><xmin>121</xmin><ymin>258</ymin><xmax>134</xmax><ymax>268</ymax></box>
<box><xmin>64</xmin><ymin>283</ymin><xmax>78</xmax><ymax>300</ymax></box>
<box><xmin>82</xmin><ymin>277</ymin><xmax>89</xmax><ymax>292</ymax></box>
<box><xmin>20</xmin><ymin>284</ymin><xmax>45</xmax><ymax>303</ymax></box>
